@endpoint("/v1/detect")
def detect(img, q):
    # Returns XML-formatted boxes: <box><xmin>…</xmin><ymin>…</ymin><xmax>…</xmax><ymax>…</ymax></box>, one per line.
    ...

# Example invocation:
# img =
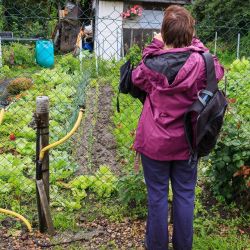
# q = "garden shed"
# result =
<box><xmin>93</xmin><ymin>0</ymin><xmax>192</xmax><ymax>59</ymax></box>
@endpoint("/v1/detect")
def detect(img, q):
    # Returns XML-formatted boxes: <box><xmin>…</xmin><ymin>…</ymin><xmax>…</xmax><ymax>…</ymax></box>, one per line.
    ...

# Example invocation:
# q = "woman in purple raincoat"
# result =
<box><xmin>132</xmin><ymin>5</ymin><xmax>224</xmax><ymax>250</ymax></box>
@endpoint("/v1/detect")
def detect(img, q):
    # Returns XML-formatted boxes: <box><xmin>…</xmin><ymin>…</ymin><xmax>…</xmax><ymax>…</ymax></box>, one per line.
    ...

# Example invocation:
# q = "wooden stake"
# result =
<box><xmin>36</xmin><ymin>180</ymin><xmax>55</xmax><ymax>235</ymax></box>
<box><xmin>36</xmin><ymin>96</ymin><xmax>50</xmax><ymax>233</ymax></box>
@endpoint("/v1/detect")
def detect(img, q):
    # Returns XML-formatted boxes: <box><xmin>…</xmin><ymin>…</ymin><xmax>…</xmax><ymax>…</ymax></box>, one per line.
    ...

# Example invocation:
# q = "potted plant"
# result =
<box><xmin>121</xmin><ymin>5</ymin><xmax>143</xmax><ymax>20</ymax></box>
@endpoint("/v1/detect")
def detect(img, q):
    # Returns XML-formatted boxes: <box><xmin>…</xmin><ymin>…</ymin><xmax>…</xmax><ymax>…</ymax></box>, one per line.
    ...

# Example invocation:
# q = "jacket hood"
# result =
<box><xmin>140</xmin><ymin>38</ymin><xmax>207</xmax><ymax>91</ymax></box>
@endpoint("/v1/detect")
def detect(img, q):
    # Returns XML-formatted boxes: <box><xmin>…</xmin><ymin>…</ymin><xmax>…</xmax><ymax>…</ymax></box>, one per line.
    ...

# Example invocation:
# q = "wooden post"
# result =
<box><xmin>237</xmin><ymin>33</ymin><xmax>240</xmax><ymax>59</ymax></box>
<box><xmin>214</xmin><ymin>31</ymin><xmax>218</xmax><ymax>55</ymax></box>
<box><xmin>35</xmin><ymin>116</ymin><xmax>44</xmax><ymax>232</ymax></box>
<box><xmin>130</xmin><ymin>29</ymin><xmax>134</xmax><ymax>48</ymax></box>
<box><xmin>117</xmin><ymin>29</ymin><xmax>119</xmax><ymax>60</ymax></box>
<box><xmin>79</xmin><ymin>35</ymin><xmax>83</xmax><ymax>72</ymax></box>
<box><xmin>36</xmin><ymin>96</ymin><xmax>50</xmax><ymax>233</ymax></box>
<box><xmin>36</xmin><ymin>180</ymin><xmax>55</xmax><ymax>235</ymax></box>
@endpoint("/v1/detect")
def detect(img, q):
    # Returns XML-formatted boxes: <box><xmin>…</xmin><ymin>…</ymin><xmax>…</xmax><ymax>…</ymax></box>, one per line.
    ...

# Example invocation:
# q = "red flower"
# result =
<box><xmin>228</xmin><ymin>98</ymin><xmax>236</xmax><ymax>103</ymax></box>
<box><xmin>121</xmin><ymin>5</ymin><xmax>143</xmax><ymax>19</ymax></box>
<box><xmin>9</xmin><ymin>133</ymin><xmax>16</xmax><ymax>141</ymax></box>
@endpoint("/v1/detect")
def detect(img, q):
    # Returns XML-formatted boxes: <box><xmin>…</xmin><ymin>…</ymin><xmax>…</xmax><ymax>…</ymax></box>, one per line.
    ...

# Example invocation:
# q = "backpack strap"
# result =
<box><xmin>184</xmin><ymin>52</ymin><xmax>218</xmax><ymax>161</ymax></box>
<box><xmin>116</xmin><ymin>92</ymin><xmax>120</xmax><ymax>113</ymax></box>
<box><xmin>201</xmin><ymin>52</ymin><xmax>218</xmax><ymax>93</ymax></box>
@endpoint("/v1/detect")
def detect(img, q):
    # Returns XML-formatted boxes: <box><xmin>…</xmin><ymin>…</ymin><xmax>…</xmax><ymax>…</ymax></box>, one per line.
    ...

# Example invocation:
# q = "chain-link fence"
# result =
<box><xmin>0</xmin><ymin>0</ymin><xmax>249</xmax><ymax>247</ymax></box>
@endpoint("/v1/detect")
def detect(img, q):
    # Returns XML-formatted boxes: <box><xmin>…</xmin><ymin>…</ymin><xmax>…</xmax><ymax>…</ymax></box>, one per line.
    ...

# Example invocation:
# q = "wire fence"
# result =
<box><xmin>0</xmin><ymin>1</ymin><xmax>249</xmax><ymax>240</ymax></box>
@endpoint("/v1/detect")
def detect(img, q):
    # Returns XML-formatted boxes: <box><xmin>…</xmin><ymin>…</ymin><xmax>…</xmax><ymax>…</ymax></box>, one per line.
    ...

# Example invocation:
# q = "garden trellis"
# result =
<box><xmin>0</xmin><ymin>1</ymin><xmax>249</xmax><ymax>247</ymax></box>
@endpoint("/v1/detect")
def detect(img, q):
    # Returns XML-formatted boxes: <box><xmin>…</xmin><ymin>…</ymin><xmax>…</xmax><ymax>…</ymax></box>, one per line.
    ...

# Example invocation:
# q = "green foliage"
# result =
<box><xmin>80</xmin><ymin>0</ymin><xmax>91</xmax><ymax>7</ymax></box>
<box><xmin>118</xmin><ymin>173</ymin><xmax>147</xmax><ymax>218</ymax></box>
<box><xmin>190</xmin><ymin>0</ymin><xmax>250</xmax><ymax>40</ymax></box>
<box><xmin>3</xmin><ymin>43</ymin><xmax>35</xmax><ymax>67</ymax></box>
<box><xmin>0</xmin><ymin>3</ymin><xmax>4</xmax><ymax>30</ymax></box>
<box><xmin>91</xmin><ymin>165</ymin><xmax>118</xmax><ymax>198</ymax></box>
<box><xmin>228</xmin><ymin>58</ymin><xmax>250</xmax><ymax>117</ymax></box>
<box><xmin>240</xmin><ymin>33</ymin><xmax>250</xmax><ymax>58</ymax></box>
<box><xmin>56</xmin><ymin>165</ymin><xmax>118</xmax><ymax>211</ymax></box>
<box><xmin>208</xmin><ymin>58</ymin><xmax>250</xmax><ymax>201</ymax></box>
<box><xmin>15</xmin><ymin>138</ymin><xmax>35</xmax><ymax>156</ymax></box>
<box><xmin>112</xmin><ymin>79</ymin><xmax>142</xmax><ymax>169</ymax></box>
<box><xmin>0</xmin><ymin>154</ymin><xmax>35</xmax><ymax>196</ymax></box>
<box><xmin>125</xmin><ymin>44</ymin><xmax>142</xmax><ymax>66</ymax></box>
<box><xmin>190</xmin><ymin>0</ymin><xmax>250</xmax><ymax>60</ymax></box>
<box><xmin>194</xmin><ymin>185</ymin><xmax>208</xmax><ymax>217</ymax></box>
<box><xmin>53</xmin><ymin>211</ymin><xmax>77</xmax><ymax>231</ymax></box>
<box><xmin>0</xmin><ymin>50</ymin><xmax>86</xmax><ymax>221</ymax></box>
<box><xmin>0</xmin><ymin>65</ymin><xmax>15</xmax><ymax>78</ymax></box>
<box><xmin>25</xmin><ymin>21</ymin><xmax>44</xmax><ymax>37</ymax></box>
<box><xmin>193</xmin><ymin>233</ymin><xmax>249</xmax><ymax>250</ymax></box>
<box><xmin>57</xmin><ymin>54</ymin><xmax>80</xmax><ymax>74</ymax></box>
<box><xmin>47</xmin><ymin>19</ymin><xmax>58</xmax><ymax>37</ymax></box>
<box><xmin>1</xmin><ymin>0</ymin><xmax>59</xmax><ymax>37</ymax></box>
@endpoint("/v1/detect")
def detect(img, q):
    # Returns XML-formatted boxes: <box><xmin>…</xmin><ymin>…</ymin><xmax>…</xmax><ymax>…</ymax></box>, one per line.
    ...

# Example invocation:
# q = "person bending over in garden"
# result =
<box><xmin>131</xmin><ymin>5</ymin><xmax>224</xmax><ymax>250</ymax></box>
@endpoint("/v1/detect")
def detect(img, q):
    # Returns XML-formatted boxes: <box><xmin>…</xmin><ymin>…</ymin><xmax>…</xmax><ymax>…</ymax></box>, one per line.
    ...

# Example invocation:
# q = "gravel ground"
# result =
<box><xmin>0</xmin><ymin>224</ymin><xmax>51</xmax><ymax>250</ymax></box>
<box><xmin>0</xmin><ymin>218</ymin><xmax>150</xmax><ymax>249</ymax></box>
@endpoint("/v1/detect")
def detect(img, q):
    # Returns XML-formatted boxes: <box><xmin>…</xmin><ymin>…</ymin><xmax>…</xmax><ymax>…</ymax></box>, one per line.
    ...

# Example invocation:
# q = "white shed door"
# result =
<box><xmin>95</xmin><ymin>1</ymin><xmax>123</xmax><ymax>60</ymax></box>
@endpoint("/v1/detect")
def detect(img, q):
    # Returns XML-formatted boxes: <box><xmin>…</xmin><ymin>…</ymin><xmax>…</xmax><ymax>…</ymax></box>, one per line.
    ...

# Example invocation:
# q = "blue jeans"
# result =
<box><xmin>141</xmin><ymin>154</ymin><xmax>197</xmax><ymax>250</ymax></box>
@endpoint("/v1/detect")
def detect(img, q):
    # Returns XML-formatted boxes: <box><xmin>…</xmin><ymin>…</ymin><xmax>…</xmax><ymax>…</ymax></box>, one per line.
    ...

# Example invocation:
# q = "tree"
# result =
<box><xmin>190</xmin><ymin>0</ymin><xmax>250</xmax><ymax>41</ymax></box>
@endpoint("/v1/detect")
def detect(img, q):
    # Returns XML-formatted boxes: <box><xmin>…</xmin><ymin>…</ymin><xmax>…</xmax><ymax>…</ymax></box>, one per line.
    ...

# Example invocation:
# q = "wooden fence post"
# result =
<box><xmin>37</xmin><ymin>96</ymin><xmax>50</xmax><ymax>204</ymax></box>
<box><xmin>36</xmin><ymin>96</ymin><xmax>54</xmax><ymax>234</ymax></box>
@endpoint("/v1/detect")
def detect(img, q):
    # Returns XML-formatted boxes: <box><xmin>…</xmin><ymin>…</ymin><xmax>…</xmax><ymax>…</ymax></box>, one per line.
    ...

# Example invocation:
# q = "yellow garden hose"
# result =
<box><xmin>0</xmin><ymin>108</ymin><xmax>33</xmax><ymax>232</ymax></box>
<box><xmin>0</xmin><ymin>108</ymin><xmax>5</xmax><ymax>125</ymax></box>
<box><xmin>0</xmin><ymin>208</ymin><xmax>32</xmax><ymax>232</ymax></box>
<box><xmin>39</xmin><ymin>108</ymin><xmax>84</xmax><ymax>161</ymax></box>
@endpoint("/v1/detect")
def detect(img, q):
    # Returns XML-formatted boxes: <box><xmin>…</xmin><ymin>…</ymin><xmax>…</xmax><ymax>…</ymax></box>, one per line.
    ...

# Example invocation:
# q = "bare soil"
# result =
<box><xmin>76</xmin><ymin>83</ymin><xmax>120</xmax><ymax>176</ymax></box>
<box><xmin>0</xmin><ymin>79</ymin><xmax>11</xmax><ymax>106</ymax></box>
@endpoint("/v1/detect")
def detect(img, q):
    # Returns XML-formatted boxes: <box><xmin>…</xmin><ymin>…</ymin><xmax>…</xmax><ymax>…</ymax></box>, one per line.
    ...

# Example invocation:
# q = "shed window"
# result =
<box><xmin>122</xmin><ymin>8</ymin><xmax>164</xmax><ymax>53</ymax></box>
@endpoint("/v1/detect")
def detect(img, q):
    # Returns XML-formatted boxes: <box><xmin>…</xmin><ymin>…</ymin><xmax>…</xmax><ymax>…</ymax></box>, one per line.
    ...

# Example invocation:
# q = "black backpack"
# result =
<box><xmin>117</xmin><ymin>60</ymin><xmax>146</xmax><ymax>112</ymax></box>
<box><xmin>184</xmin><ymin>52</ymin><xmax>228</xmax><ymax>161</ymax></box>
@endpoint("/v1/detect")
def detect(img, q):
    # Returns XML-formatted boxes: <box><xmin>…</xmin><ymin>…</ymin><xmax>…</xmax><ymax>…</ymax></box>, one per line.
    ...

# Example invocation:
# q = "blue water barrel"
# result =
<box><xmin>83</xmin><ymin>42</ymin><xmax>93</xmax><ymax>52</ymax></box>
<box><xmin>35</xmin><ymin>40</ymin><xmax>54</xmax><ymax>68</ymax></box>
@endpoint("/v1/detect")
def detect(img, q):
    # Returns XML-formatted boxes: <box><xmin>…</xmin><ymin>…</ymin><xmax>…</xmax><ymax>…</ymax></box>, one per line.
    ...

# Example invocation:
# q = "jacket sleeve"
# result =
<box><xmin>192</xmin><ymin>37</ymin><xmax>224</xmax><ymax>81</ymax></box>
<box><xmin>132</xmin><ymin>62</ymin><xmax>152</xmax><ymax>93</ymax></box>
<box><xmin>142</xmin><ymin>38</ymin><xmax>164</xmax><ymax>58</ymax></box>
<box><xmin>131</xmin><ymin>38</ymin><xmax>164</xmax><ymax>93</ymax></box>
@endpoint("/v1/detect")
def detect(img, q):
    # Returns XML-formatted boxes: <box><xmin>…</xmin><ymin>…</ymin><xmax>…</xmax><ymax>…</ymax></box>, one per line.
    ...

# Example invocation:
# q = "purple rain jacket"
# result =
<box><xmin>132</xmin><ymin>37</ymin><xmax>224</xmax><ymax>161</ymax></box>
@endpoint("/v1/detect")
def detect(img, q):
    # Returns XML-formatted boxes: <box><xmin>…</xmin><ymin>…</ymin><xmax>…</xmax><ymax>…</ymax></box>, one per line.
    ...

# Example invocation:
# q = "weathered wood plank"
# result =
<box><xmin>36</xmin><ymin>180</ymin><xmax>55</xmax><ymax>235</ymax></box>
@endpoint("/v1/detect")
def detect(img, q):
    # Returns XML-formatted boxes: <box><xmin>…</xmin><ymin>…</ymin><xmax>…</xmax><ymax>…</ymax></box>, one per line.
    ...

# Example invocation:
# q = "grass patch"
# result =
<box><xmin>193</xmin><ymin>233</ymin><xmax>249</xmax><ymax>250</ymax></box>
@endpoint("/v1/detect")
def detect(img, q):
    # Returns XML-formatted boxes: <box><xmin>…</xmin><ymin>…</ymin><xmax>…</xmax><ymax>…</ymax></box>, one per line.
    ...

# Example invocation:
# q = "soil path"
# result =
<box><xmin>0</xmin><ymin>79</ymin><xmax>11</xmax><ymax>106</ymax></box>
<box><xmin>76</xmin><ymin>83</ymin><xmax>120</xmax><ymax>175</ymax></box>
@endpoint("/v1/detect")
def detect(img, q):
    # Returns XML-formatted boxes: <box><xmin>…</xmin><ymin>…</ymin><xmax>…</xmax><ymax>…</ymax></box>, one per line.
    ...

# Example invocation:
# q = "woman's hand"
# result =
<box><xmin>154</xmin><ymin>33</ymin><xmax>163</xmax><ymax>42</ymax></box>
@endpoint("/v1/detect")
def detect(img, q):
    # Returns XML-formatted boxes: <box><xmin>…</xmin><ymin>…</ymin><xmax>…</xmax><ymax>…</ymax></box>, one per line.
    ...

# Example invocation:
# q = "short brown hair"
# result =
<box><xmin>161</xmin><ymin>5</ymin><xmax>195</xmax><ymax>48</ymax></box>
